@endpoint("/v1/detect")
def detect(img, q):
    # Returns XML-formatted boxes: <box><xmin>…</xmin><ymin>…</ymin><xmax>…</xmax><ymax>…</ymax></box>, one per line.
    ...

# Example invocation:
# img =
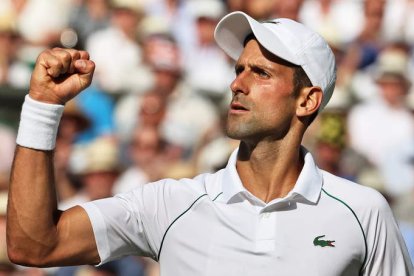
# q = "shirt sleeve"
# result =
<box><xmin>80</xmin><ymin>189</ymin><xmax>156</xmax><ymax>264</ymax></box>
<box><xmin>362</xmin><ymin>193</ymin><xmax>414</xmax><ymax>275</ymax></box>
<box><xmin>79</xmin><ymin>177</ymin><xmax>206</xmax><ymax>265</ymax></box>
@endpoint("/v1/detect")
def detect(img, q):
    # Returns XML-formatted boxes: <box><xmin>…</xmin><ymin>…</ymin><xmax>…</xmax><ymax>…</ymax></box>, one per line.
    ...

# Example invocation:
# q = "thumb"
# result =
<box><xmin>74</xmin><ymin>59</ymin><xmax>95</xmax><ymax>89</ymax></box>
<box><xmin>74</xmin><ymin>59</ymin><xmax>95</xmax><ymax>74</ymax></box>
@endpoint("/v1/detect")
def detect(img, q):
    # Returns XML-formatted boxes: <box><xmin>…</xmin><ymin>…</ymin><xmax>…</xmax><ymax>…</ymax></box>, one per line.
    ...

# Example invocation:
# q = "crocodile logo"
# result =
<box><xmin>313</xmin><ymin>235</ymin><xmax>335</xmax><ymax>247</ymax></box>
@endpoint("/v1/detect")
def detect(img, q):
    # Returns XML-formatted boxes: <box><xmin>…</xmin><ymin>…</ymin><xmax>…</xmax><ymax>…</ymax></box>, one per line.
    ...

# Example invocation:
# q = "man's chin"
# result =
<box><xmin>225</xmin><ymin>127</ymin><xmax>252</xmax><ymax>141</ymax></box>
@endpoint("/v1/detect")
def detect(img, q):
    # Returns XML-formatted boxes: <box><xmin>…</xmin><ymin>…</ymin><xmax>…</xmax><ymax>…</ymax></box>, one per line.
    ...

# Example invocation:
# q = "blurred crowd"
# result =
<box><xmin>0</xmin><ymin>0</ymin><xmax>414</xmax><ymax>274</ymax></box>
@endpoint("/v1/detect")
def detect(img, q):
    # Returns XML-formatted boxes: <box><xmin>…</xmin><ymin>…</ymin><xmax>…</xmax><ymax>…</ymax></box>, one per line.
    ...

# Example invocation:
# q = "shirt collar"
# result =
<box><xmin>221</xmin><ymin>148</ymin><xmax>246</xmax><ymax>203</ymax></box>
<box><xmin>221</xmin><ymin>147</ymin><xmax>323</xmax><ymax>205</ymax></box>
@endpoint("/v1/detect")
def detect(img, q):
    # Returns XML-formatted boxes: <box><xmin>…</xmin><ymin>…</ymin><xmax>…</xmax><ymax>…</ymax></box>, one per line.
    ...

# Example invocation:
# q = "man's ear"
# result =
<box><xmin>296</xmin><ymin>86</ymin><xmax>323</xmax><ymax>117</ymax></box>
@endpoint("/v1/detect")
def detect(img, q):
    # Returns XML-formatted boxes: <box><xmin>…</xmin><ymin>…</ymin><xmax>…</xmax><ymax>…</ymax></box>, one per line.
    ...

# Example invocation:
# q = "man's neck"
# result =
<box><xmin>236</xmin><ymin>139</ymin><xmax>304</xmax><ymax>203</ymax></box>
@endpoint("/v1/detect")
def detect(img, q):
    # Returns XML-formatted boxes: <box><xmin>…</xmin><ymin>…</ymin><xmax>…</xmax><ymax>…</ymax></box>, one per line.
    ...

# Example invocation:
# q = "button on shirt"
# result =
<box><xmin>81</xmin><ymin>148</ymin><xmax>414</xmax><ymax>276</ymax></box>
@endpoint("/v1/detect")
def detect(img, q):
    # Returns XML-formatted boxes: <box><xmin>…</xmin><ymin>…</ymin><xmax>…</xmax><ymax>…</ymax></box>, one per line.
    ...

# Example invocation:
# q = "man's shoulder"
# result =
<box><xmin>139</xmin><ymin>169</ymin><xmax>225</xmax><ymax>204</ymax></box>
<box><xmin>121</xmin><ymin>170</ymin><xmax>225</xmax><ymax>228</ymax></box>
<box><xmin>321</xmin><ymin>171</ymin><xmax>390</xmax><ymax>214</ymax></box>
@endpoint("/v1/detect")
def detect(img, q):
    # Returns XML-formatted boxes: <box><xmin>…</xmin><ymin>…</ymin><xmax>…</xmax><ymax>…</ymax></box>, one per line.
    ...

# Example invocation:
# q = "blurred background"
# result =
<box><xmin>1</xmin><ymin>0</ymin><xmax>414</xmax><ymax>274</ymax></box>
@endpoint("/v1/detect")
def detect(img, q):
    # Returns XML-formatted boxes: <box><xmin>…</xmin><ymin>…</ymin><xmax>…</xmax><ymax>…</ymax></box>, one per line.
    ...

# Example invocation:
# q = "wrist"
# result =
<box><xmin>16</xmin><ymin>95</ymin><xmax>65</xmax><ymax>150</ymax></box>
<box><xmin>29</xmin><ymin>90</ymin><xmax>66</xmax><ymax>105</ymax></box>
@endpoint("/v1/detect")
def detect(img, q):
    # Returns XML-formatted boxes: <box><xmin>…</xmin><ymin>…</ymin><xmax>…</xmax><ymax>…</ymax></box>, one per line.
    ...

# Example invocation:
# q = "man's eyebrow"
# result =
<box><xmin>236</xmin><ymin>62</ymin><xmax>273</xmax><ymax>73</ymax></box>
<box><xmin>234</xmin><ymin>63</ymin><xmax>244</xmax><ymax>72</ymax></box>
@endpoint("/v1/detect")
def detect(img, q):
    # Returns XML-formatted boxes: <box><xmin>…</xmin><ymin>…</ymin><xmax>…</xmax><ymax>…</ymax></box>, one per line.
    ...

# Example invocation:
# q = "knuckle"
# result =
<box><xmin>79</xmin><ymin>50</ymin><xmax>89</xmax><ymax>59</ymax></box>
<box><xmin>65</xmin><ymin>48</ymin><xmax>80</xmax><ymax>58</ymax></box>
<box><xmin>49</xmin><ymin>58</ymin><xmax>61</xmax><ymax>68</ymax></box>
<box><xmin>38</xmin><ymin>49</ymin><xmax>52</xmax><ymax>60</ymax></box>
<box><xmin>61</xmin><ymin>51</ymin><xmax>72</xmax><ymax>62</ymax></box>
<box><xmin>51</xmin><ymin>48</ymin><xmax>71</xmax><ymax>62</ymax></box>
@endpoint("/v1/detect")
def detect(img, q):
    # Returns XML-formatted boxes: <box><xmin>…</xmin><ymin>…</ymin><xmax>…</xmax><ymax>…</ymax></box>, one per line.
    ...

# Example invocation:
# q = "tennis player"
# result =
<box><xmin>7</xmin><ymin>11</ymin><xmax>413</xmax><ymax>275</ymax></box>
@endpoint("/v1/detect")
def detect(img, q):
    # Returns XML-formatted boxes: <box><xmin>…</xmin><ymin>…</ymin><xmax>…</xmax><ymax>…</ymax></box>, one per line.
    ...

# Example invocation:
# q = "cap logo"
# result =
<box><xmin>260</xmin><ymin>20</ymin><xmax>280</xmax><ymax>25</ymax></box>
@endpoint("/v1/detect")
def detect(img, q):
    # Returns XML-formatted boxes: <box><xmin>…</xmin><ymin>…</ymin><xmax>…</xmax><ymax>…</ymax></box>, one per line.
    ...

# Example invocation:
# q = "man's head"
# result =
<box><xmin>214</xmin><ymin>11</ymin><xmax>336</xmax><ymax>142</ymax></box>
<box><xmin>190</xmin><ymin>0</ymin><xmax>225</xmax><ymax>45</ymax></box>
<box><xmin>110</xmin><ymin>0</ymin><xmax>144</xmax><ymax>38</ymax></box>
<box><xmin>214</xmin><ymin>11</ymin><xmax>336</xmax><ymax>114</ymax></box>
<box><xmin>78</xmin><ymin>138</ymin><xmax>121</xmax><ymax>200</ymax></box>
<box><xmin>374</xmin><ymin>47</ymin><xmax>411</xmax><ymax>107</ymax></box>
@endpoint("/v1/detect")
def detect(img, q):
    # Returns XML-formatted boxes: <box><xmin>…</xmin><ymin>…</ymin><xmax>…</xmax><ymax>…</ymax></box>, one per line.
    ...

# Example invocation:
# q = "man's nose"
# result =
<box><xmin>230</xmin><ymin>72</ymin><xmax>249</xmax><ymax>95</ymax></box>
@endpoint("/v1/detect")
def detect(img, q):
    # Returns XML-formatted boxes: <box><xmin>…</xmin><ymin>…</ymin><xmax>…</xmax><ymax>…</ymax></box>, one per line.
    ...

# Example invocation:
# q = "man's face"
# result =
<box><xmin>226</xmin><ymin>39</ymin><xmax>298</xmax><ymax>142</ymax></box>
<box><xmin>377</xmin><ymin>77</ymin><xmax>408</xmax><ymax>107</ymax></box>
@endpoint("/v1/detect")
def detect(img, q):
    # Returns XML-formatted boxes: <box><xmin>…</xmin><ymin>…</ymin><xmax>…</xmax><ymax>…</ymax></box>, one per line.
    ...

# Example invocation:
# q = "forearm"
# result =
<box><xmin>8</xmin><ymin>128</ymin><xmax>99</xmax><ymax>267</ymax></box>
<box><xmin>7</xmin><ymin>146</ymin><xmax>61</xmax><ymax>265</ymax></box>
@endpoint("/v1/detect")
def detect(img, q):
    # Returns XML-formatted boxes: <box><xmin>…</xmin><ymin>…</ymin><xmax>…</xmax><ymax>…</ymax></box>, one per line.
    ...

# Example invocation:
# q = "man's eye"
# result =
<box><xmin>258</xmin><ymin>71</ymin><xmax>268</xmax><ymax>77</ymax></box>
<box><xmin>256</xmin><ymin>69</ymin><xmax>269</xmax><ymax>78</ymax></box>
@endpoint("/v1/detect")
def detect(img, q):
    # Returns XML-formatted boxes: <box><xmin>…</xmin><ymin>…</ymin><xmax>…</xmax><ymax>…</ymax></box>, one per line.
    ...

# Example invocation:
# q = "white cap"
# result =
<box><xmin>214</xmin><ymin>11</ymin><xmax>336</xmax><ymax>111</ymax></box>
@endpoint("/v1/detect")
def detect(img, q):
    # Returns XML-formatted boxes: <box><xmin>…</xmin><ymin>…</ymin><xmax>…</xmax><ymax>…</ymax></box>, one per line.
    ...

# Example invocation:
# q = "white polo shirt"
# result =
<box><xmin>80</xmin><ymin>148</ymin><xmax>414</xmax><ymax>276</ymax></box>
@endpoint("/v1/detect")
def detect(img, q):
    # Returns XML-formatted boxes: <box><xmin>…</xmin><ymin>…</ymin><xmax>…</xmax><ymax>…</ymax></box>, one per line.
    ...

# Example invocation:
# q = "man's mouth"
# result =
<box><xmin>230</xmin><ymin>102</ymin><xmax>248</xmax><ymax>111</ymax></box>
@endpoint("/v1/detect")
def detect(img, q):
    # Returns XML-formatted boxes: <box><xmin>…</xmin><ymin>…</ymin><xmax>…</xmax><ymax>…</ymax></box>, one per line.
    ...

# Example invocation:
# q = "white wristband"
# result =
<box><xmin>16</xmin><ymin>95</ymin><xmax>64</xmax><ymax>150</ymax></box>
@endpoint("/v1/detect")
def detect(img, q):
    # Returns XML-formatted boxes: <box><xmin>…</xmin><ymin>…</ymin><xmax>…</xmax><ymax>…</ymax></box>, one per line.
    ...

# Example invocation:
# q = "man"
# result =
<box><xmin>7</xmin><ymin>11</ymin><xmax>414</xmax><ymax>275</ymax></box>
<box><xmin>348</xmin><ymin>46</ymin><xmax>414</xmax><ymax>198</ymax></box>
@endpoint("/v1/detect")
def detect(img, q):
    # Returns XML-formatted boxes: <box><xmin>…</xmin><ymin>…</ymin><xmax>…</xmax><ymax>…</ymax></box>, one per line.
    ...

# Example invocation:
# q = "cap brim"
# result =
<box><xmin>214</xmin><ymin>11</ymin><xmax>299</xmax><ymax>65</ymax></box>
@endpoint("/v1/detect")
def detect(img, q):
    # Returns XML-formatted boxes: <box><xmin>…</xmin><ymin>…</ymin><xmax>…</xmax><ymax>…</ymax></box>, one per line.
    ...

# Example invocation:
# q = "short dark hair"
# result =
<box><xmin>292</xmin><ymin>66</ymin><xmax>312</xmax><ymax>97</ymax></box>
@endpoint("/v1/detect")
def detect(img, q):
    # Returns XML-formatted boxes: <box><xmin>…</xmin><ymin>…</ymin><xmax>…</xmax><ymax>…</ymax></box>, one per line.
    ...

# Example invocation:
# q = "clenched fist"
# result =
<box><xmin>29</xmin><ymin>48</ymin><xmax>95</xmax><ymax>105</ymax></box>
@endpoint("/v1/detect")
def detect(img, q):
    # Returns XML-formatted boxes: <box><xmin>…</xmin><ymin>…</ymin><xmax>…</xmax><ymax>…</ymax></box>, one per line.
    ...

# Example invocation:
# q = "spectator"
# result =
<box><xmin>86</xmin><ymin>0</ymin><xmax>148</xmax><ymax>94</ymax></box>
<box><xmin>67</xmin><ymin>0</ymin><xmax>111</xmax><ymax>49</ymax></box>
<box><xmin>348</xmin><ymin>45</ymin><xmax>414</xmax><ymax>197</ymax></box>
<box><xmin>183</xmin><ymin>0</ymin><xmax>233</xmax><ymax>100</ymax></box>
<box><xmin>16</xmin><ymin>0</ymin><xmax>71</xmax><ymax>47</ymax></box>
<box><xmin>300</xmin><ymin>0</ymin><xmax>364</xmax><ymax>45</ymax></box>
<box><xmin>342</xmin><ymin>0</ymin><xmax>387</xmax><ymax>102</ymax></box>
<box><xmin>115</xmin><ymin>33</ymin><xmax>219</xmax><ymax>159</ymax></box>
<box><xmin>0</xmin><ymin>125</ymin><xmax>15</xmax><ymax>191</ymax></box>
<box><xmin>243</xmin><ymin>0</ymin><xmax>278</xmax><ymax>20</ymax></box>
<box><xmin>274</xmin><ymin>0</ymin><xmax>304</xmax><ymax>21</ymax></box>
<box><xmin>0</xmin><ymin>191</ymin><xmax>16</xmax><ymax>274</ymax></box>
<box><xmin>382</xmin><ymin>0</ymin><xmax>414</xmax><ymax>45</ymax></box>
<box><xmin>311</xmin><ymin>112</ymin><xmax>368</xmax><ymax>184</ymax></box>
<box><xmin>113</xmin><ymin>125</ymin><xmax>164</xmax><ymax>194</ymax></box>
<box><xmin>55</xmin><ymin>100</ymin><xmax>89</xmax><ymax>204</ymax></box>
<box><xmin>0</xmin><ymin>10</ymin><xmax>31</xmax><ymax>89</ymax></box>
<box><xmin>144</xmin><ymin>0</ymin><xmax>194</xmax><ymax>58</ymax></box>
<box><xmin>75</xmin><ymin>85</ymin><xmax>117</xmax><ymax>143</ymax></box>
<box><xmin>57</xmin><ymin>137</ymin><xmax>148</xmax><ymax>276</ymax></box>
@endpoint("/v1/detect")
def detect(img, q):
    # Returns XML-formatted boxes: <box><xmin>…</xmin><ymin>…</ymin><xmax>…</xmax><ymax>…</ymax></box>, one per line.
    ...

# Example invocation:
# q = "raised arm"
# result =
<box><xmin>7</xmin><ymin>48</ymin><xmax>100</xmax><ymax>267</ymax></box>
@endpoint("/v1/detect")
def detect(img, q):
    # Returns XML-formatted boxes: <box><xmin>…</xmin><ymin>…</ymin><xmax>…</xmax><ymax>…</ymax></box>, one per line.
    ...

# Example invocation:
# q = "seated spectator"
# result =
<box><xmin>243</xmin><ymin>0</ymin><xmax>278</xmax><ymax>20</ymax></box>
<box><xmin>348</xmin><ymin>45</ymin><xmax>414</xmax><ymax>197</ymax></box>
<box><xmin>75</xmin><ymin>85</ymin><xmax>117</xmax><ymax>143</ymax></box>
<box><xmin>67</xmin><ymin>0</ymin><xmax>111</xmax><ymax>49</ymax></box>
<box><xmin>0</xmin><ymin>10</ymin><xmax>31</xmax><ymax>89</ymax></box>
<box><xmin>86</xmin><ymin>0</ymin><xmax>148</xmax><ymax>94</ymax></box>
<box><xmin>300</xmin><ymin>0</ymin><xmax>364</xmax><ymax>45</ymax></box>
<box><xmin>274</xmin><ymin>0</ymin><xmax>304</xmax><ymax>21</ymax></box>
<box><xmin>183</xmin><ymin>0</ymin><xmax>233</xmax><ymax>100</ymax></box>
<box><xmin>0</xmin><ymin>125</ymin><xmax>15</xmax><ymax>191</ymax></box>
<box><xmin>55</xmin><ymin>100</ymin><xmax>90</xmax><ymax>203</ymax></box>
<box><xmin>113</xmin><ymin>125</ymin><xmax>163</xmax><ymax>194</ymax></box>
<box><xmin>57</xmin><ymin>137</ymin><xmax>149</xmax><ymax>276</ymax></box>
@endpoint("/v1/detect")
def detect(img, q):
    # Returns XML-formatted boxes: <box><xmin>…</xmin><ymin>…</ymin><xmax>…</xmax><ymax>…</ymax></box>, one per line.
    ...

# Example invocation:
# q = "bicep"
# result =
<box><xmin>50</xmin><ymin>206</ymin><xmax>100</xmax><ymax>266</ymax></box>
